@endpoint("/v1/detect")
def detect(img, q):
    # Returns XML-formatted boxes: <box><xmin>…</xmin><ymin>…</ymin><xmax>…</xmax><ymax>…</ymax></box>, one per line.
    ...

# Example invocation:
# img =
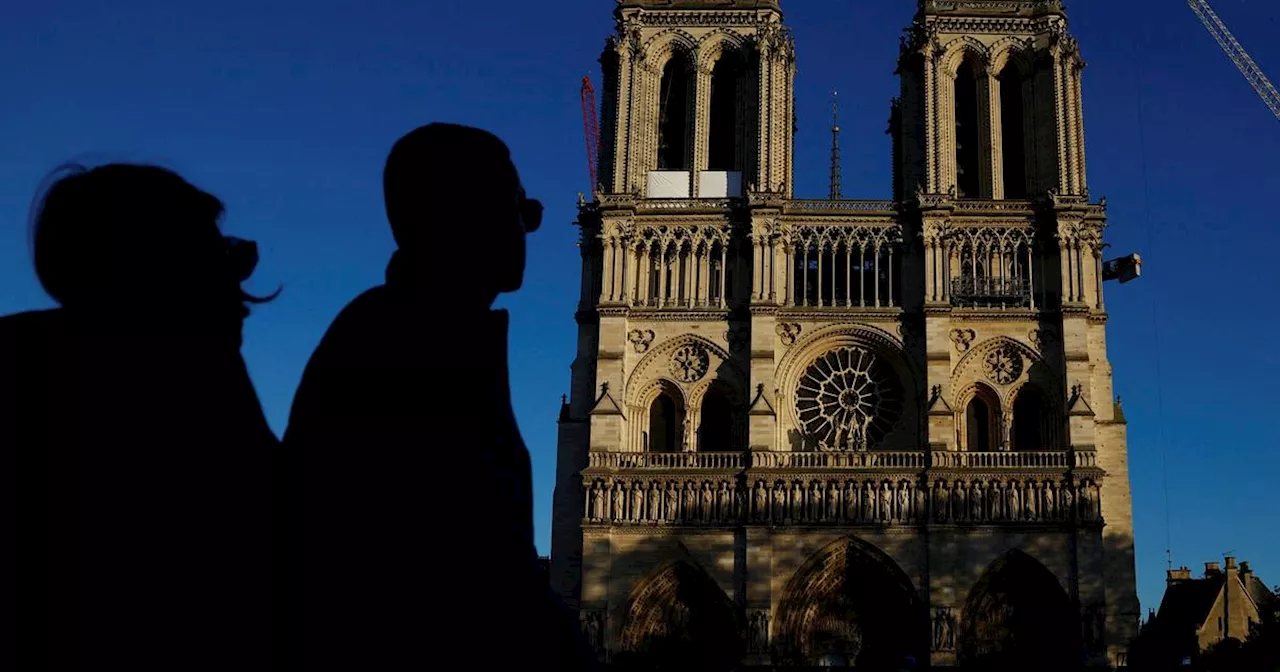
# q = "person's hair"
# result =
<box><xmin>28</xmin><ymin>162</ymin><xmax>276</xmax><ymax>307</ymax></box>
<box><xmin>382</xmin><ymin>123</ymin><xmax>519</xmax><ymax>250</ymax></box>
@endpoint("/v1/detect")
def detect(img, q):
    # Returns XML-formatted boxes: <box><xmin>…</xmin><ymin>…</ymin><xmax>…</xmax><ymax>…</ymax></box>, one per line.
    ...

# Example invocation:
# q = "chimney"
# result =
<box><xmin>1241</xmin><ymin>561</ymin><xmax>1253</xmax><ymax>581</ymax></box>
<box><xmin>1225</xmin><ymin>556</ymin><xmax>1238</xmax><ymax>571</ymax></box>
<box><xmin>1205</xmin><ymin>562</ymin><xmax>1222</xmax><ymax>577</ymax></box>
<box><xmin>1167</xmin><ymin>566</ymin><xmax>1193</xmax><ymax>582</ymax></box>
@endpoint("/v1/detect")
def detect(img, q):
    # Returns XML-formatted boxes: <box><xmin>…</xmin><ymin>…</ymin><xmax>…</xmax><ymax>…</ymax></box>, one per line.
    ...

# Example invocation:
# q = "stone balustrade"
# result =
<box><xmin>582</xmin><ymin>475</ymin><xmax>1103</xmax><ymax>527</ymax></box>
<box><xmin>751</xmin><ymin>450</ymin><xmax>926</xmax><ymax>470</ymax></box>
<box><xmin>588</xmin><ymin>451</ymin><xmax>746</xmax><ymax>470</ymax></box>
<box><xmin>930</xmin><ymin>450</ymin><xmax>1082</xmax><ymax>469</ymax></box>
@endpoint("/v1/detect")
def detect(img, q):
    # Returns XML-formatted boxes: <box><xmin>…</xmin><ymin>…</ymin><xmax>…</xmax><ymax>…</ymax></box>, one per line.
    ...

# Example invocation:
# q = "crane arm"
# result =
<box><xmin>1189</xmin><ymin>0</ymin><xmax>1280</xmax><ymax>121</ymax></box>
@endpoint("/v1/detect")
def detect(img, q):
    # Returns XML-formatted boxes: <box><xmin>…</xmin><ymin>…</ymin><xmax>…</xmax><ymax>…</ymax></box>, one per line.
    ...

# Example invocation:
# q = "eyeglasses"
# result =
<box><xmin>518</xmin><ymin>190</ymin><xmax>543</xmax><ymax>234</ymax></box>
<box><xmin>223</xmin><ymin>236</ymin><xmax>259</xmax><ymax>282</ymax></box>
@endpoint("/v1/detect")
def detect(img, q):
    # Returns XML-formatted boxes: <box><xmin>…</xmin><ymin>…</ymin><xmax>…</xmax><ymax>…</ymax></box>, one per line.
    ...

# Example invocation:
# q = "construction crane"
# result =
<box><xmin>580</xmin><ymin>75</ymin><xmax>601</xmax><ymax>197</ymax></box>
<box><xmin>1189</xmin><ymin>0</ymin><xmax>1280</xmax><ymax>121</ymax></box>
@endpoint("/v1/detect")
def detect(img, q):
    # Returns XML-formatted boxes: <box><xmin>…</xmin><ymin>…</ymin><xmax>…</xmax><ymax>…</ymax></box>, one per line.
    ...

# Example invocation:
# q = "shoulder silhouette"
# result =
<box><xmin>279</xmin><ymin>123</ymin><xmax>593</xmax><ymax>670</ymax></box>
<box><xmin>2</xmin><ymin>163</ymin><xmax>278</xmax><ymax>671</ymax></box>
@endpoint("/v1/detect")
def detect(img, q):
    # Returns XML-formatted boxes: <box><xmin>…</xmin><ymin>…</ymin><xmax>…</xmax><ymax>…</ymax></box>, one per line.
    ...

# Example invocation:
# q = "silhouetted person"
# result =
<box><xmin>280</xmin><ymin>124</ymin><xmax>593</xmax><ymax>669</ymax></box>
<box><xmin>1</xmin><ymin>164</ymin><xmax>277</xmax><ymax>671</ymax></box>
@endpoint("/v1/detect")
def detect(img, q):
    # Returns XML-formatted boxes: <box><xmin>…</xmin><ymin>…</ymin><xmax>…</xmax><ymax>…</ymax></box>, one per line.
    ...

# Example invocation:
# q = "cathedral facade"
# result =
<box><xmin>550</xmin><ymin>1</ymin><xmax>1137</xmax><ymax>668</ymax></box>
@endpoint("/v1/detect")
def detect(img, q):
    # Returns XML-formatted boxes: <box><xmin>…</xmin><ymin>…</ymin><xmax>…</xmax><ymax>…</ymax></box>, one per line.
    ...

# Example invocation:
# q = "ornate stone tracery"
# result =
<box><xmin>795</xmin><ymin>347</ymin><xmax>903</xmax><ymax>452</ymax></box>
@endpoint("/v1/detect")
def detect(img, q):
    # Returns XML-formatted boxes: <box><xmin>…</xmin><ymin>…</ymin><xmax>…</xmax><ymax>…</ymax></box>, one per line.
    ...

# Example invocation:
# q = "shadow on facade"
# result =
<box><xmin>589</xmin><ymin>523</ymin><xmax>1137</xmax><ymax>671</ymax></box>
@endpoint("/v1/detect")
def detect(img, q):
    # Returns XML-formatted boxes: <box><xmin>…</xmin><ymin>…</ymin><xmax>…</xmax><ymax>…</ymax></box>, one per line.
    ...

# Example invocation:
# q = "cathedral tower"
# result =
<box><xmin>551</xmin><ymin>1</ymin><xmax>1138</xmax><ymax>668</ymax></box>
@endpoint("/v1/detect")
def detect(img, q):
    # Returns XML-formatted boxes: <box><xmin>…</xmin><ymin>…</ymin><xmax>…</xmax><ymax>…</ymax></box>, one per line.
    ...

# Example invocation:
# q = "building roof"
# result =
<box><xmin>1246</xmin><ymin>574</ymin><xmax>1276</xmax><ymax>613</ymax></box>
<box><xmin>919</xmin><ymin>0</ymin><xmax>1065</xmax><ymax>19</ymax></box>
<box><xmin>1155</xmin><ymin>574</ymin><xmax>1226</xmax><ymax>636</ymax></box>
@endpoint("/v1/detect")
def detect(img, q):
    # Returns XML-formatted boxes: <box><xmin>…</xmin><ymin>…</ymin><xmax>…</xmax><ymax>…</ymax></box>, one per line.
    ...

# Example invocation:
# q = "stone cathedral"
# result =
<box><xmin>550</xmin><ymin>0</ymin><xmax>1138</xmax><ymax>668</ymax></box>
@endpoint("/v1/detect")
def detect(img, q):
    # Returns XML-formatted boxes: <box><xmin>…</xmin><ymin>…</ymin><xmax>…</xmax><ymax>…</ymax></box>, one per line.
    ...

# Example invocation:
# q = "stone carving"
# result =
<box><xmin>949</xmin><ymin>328</ymin><xmax>976</xmax><ymax>352</ymax></box>
<box><xmin>932</xmin><ymin>607</ymin><xmax>956</xmax><ymax>651</ymax></box>
<box><xmin>582</xmin><ymin>610</ymin><xmax>605</xmax><ymax>655</ymax></box>
<box><xmin>747</xmin><ymin>610</ymin><xmax>770</xmax><ymax>653</ymax></box>
<box><xmin>983</xmin><ymin>343</ymin><xmax>1024</xmax><ymax>385</ymax></box>
<box><xmin>586</xmin><ymin>476</ymin><xmax>1094</xmax><ymax>527</ymax></box>
<box><xmin>796</xmin><ymin>347</ymin><xmax>903</xmax><ymax>451</ymax></box>
<box><xmin>670</xmin><ymin>343</ymin><xmax>710</xmax><ymax>383</ymax></box>
<box><xmin>776</xmin><ymin>322</ymin><xmax>802</xmax><ymax>346</ymax></box>
<box><xmin>628</xmin><ymin>329</ymin><xmax>656</xmax><ymax>353</ymax></box>
<box><xmin>1029</xmin><ymin>328</ymin><xmax>1057</xmax><ymax>350</ymax></box>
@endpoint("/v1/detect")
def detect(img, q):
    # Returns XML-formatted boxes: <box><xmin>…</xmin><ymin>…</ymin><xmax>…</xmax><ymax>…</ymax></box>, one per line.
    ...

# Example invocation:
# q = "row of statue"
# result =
<box><xmin>584</xmin><ymin>477</ymin><xmax>1103</xmax><ymax>525</ymax></box>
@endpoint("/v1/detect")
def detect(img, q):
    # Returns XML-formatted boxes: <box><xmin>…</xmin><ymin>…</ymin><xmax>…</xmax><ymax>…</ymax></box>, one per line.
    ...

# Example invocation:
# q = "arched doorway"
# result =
<box><xmin>963</xmin><ymin>385</ymin><xmax>1001</xmax><ymax>452</ymax></box>
<box><xmin>616</xmin><ymin>560</ymin><xmax>743</xmax><ymax>671</ymax></box>
<box><xmin>774</xmin><ymin>537</ymin><xmax>928</xmax><ymax>668</ymax></box>
<box><xmin>648</xmin><ymin>387</ymin><xmax>684</xmax><ymax>453</ymax></box>
<box><xmin>959</xmin><ymin>550</ymin><xmax>1080</xmax><ymax>672</ymax></box>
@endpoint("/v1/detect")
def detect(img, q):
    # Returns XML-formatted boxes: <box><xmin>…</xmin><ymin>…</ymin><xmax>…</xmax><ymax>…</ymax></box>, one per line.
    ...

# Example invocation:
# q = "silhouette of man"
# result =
<box><xmin>280</xmin><ymin>124</ymin><xmax>592</xmax><ymax>669</ymax></box>
<box><xmin>1</xmin><ymin>164</ymin><xmax>277</xmax><ymax>671</ymax></box>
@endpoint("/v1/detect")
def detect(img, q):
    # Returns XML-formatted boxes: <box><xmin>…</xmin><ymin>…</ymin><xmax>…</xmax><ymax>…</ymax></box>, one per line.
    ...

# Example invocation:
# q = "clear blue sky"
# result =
<box><xmin>3</xmin><ymin>0</ymin><xmax>1278</xmax><ymax>614</ymax></box>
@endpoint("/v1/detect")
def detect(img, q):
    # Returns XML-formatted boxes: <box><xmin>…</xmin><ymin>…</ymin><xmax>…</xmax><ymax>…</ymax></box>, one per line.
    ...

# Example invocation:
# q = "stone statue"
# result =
<box><xmin>844</xmin><ymin>481</ymin><xmax>857</xmax><ymax>521</ymax></box>
<box><xmin>664</xmin><ymin>483</ymin><xmax>679</xmax><ymax>522</ymax></box>
<box><xmin>611</xmin><ymin>483</ymin><xmax>624</xmax><ymax>521</ymax></box>
<box><xmin>717</xmin><ymin>482</ymin><xmax>731</xmax><ymax>521</ymax></box>
<box><xmin>1062</xmin><ymin>485</ymin><xmax>1074</xmax><ymax>519</ymax></box>
<box><xmin>860</xmin><ymin>482</ymin><xmax>873</xmax><ymax>522</ymax></box>
<box><xmin>952</xmin><ymin>482</ymin><xmax>966</xmax><ymax>522</ymax></box>
<box><xmin>933</xmin><ymin>483</ymin><xmax>945</xmax><ymax>522</ymax></box>
<box><xmin>1043</xmin><ymin>482</ymin><xmax>1056</xmax><ymax>520</ymax></box>
<box><xmin>932</xmin><ymin>608</ymin><xmax>946</xmax><ymax>651</ymax></box>
<box><xmin>987</xmin><ymin>482</ymin><xmax>1000</xmax><ymax>520</ymax></box>
<box><xmin>588</xmin><ymin>482</ymin><xmax>601</xmax><ymax>521</ymax></box>
<box><xmin>1006</xmin><ymin>483</ymin><xmax>1019</xmax><ymax>522</ymax></box>
<box><xmin>701</xmin><ymin>483</ymin><xmax>714</xmax><ymax>522</ymax></box>
<box><xmin>809</xmin><ymin>482</ymin><xmax>822</xmax><ymax>521</ymax></box>
<box><xmin>630</xmin><ymin>483</ymin><xmax>644</xmax><ymax>521</ymax></box>
<box><xmin>790</xmin><ymin>481</ymin><xmax>803</xmax><ymax>521</ymax></box>
<box><xmin>1025</xmin><ymin>482</ymin><xmax>1037</xmax><ymax>521</ymax></box>
<box><xmin>755</xmin><ymin>481</ymin><xmax>768</xmax><ymax>522</ymax></box>
<box><xmin>944</xmin><ymin>610</ymin><xmax>956</xmax><ymax>650</ymax></box>
<box><xmin>970</xmin><ymin>482</ymin><xmax>983</xmax><ymax>521</ymax></box>
<box><xmin>879</xmin><ymin>482</ymin><xmax>891</xmax><ymax>522</ymax></box>
<box><xmin>898</xmin><ymin>482</ymin><xmax>911</xmax><ymax>523</ymax></box>
<box><xmin>683</xmin><ymin>482</ymin><xmax>697</xmax><ymax>522</ymax></box>
<box><xmin>648</xmin><ymin>482</ymin><xmax>661</xmax><ymax>521</ymax></box>
<box><xmin>773</xmin><ymin>483</ymin><xmax>787</xmax><ymax>522</ymax></box>
<box><xmin>826</xmin><ymin>482</ymin><xmax>840</xmax><ymax>522</ymax></box>
<box><xmin>1079</xmin><ymin>482</ymin><xmax>1093</xmax><ymax>521</ymax></box>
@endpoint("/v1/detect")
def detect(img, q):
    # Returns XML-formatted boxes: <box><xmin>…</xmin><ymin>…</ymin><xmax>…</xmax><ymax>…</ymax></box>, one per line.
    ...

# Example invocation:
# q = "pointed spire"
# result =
<box><xmin>829</xmin><ymin>89</ymin><xmax>842</xmax><ymax>200</ymax></box>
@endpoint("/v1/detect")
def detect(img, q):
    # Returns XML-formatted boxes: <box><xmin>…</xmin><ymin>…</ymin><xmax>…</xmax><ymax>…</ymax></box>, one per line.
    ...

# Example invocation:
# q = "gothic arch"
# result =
<box><xmin>635</xmin><ymin>379</ymin><xmax>685</xmax><ymax>453</ymax></box>
<box><xmin>615</xmin><ymin>557</ymin><xmax>743</xmax><ymax>670</ymax></box>
<box><xmin>643</xmin><ymin>29</ymin><xmax>698</xmax><ymax>71</ymax></box>
<box><xmin>776</xmin><ymin>323</ymin><xmax>922</xmax><ymax>451</ymax></box>
<box><xmin>773</xmin><ymin>536</ymin><xmax>929</xmax><ymax>667</ymax></box>
<box><xmin>939</xmin><ymin>36</ymin><xmax>990</xmax><ymax>77</ymax></box>
<box><xmin>625</xmin><ymin>335</ymin><xmax>744</xmax><ymax>452</ymax></box>
<box><xmin>958</xmin><ymin>549</ymin><xmax>1079</xmax><ymax>672</ymax></box>
<box><xmin>697</xmin><ymin>28</ymin><xmax>750</xmax><ymax>72</ymax></box>
<box><xmin>988</xmin><ymin>37</ymin><xmax>1035</xmax><ymax>78</ymax></box>
<box><xmin>952</xmin><ymin>336</ymin><xmax>1056</xmax><ymax>401</ymax></box>
<box><xmin>956</xmin><ymin>382</ymin><xmax>1001</xmax><ymax>452</ymax></box>
<box><xmin>1008</xmin><ymin>381</ymin><xmax>1059</xmax><ymax>451</ymax></box>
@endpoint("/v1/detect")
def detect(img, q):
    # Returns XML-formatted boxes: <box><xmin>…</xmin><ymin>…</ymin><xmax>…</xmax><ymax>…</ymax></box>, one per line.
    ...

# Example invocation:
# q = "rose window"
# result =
<box><xmin>795</xmin><ymin>347</ymin><xmax>902</xmax><ymax>451</ymax></box>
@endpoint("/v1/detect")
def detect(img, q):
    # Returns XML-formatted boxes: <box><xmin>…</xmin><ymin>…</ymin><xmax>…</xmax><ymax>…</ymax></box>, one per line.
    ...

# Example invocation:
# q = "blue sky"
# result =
<box><xmin>3</xmin><ymin>0</ymin><xmax>1278</xmax><ymax>613</ymax></box>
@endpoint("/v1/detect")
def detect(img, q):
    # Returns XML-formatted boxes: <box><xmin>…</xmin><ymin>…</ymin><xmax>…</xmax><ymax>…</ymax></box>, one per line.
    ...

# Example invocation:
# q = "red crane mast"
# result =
<box><xmin>581</xmin><ymin>75</ymin><xmax>601</xmax><ymax>196</ymax></box>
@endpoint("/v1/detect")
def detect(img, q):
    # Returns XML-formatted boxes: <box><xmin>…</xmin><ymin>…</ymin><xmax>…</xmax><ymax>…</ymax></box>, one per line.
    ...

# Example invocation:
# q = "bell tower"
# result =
<box><xmin>598</xmin><ymin>0</ymin><xmax>794</xmax><ymax>199</ymax></box>
<box><xmin>893</xmin><ymin>0</ymin><xmax>1086</xmax><ymax>201</ymax></box>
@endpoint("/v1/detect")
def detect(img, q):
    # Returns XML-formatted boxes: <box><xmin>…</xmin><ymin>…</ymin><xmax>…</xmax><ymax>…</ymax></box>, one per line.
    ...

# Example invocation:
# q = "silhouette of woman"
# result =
<box><xmin>0</xmin><ymin>164</ymin><xmax>278</xmax><ymax>671</ymax></box>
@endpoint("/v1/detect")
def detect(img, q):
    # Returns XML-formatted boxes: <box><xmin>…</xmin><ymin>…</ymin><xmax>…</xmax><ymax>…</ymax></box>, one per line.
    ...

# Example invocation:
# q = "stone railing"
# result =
<box><xmin>588</xmin><ymin>451</ymin><xmax>746</xmax><ymax>471</ymax></box>
<box><xmin>786</xmin><ymin>199</ymin><xmax>897</xmax><ymax>213</ymax></box>
<box><xmin>582</xmin><ymin>474</ymin><xmax>1103</xmax><ymax>527</ymax></box>
<box><xmin>751</xmin><ymin>450</ymin><xmax>926</xmax><ymax>470</ymax></box>
<box><xmin>635</xmin><ymin>198</ymin><xmax>735</xmax><ymax>213</ymax></box>
<box><xmin>932</xmin><ymin>451</ymin><xmax>1071</xmax><ymax>469</ymax></box>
